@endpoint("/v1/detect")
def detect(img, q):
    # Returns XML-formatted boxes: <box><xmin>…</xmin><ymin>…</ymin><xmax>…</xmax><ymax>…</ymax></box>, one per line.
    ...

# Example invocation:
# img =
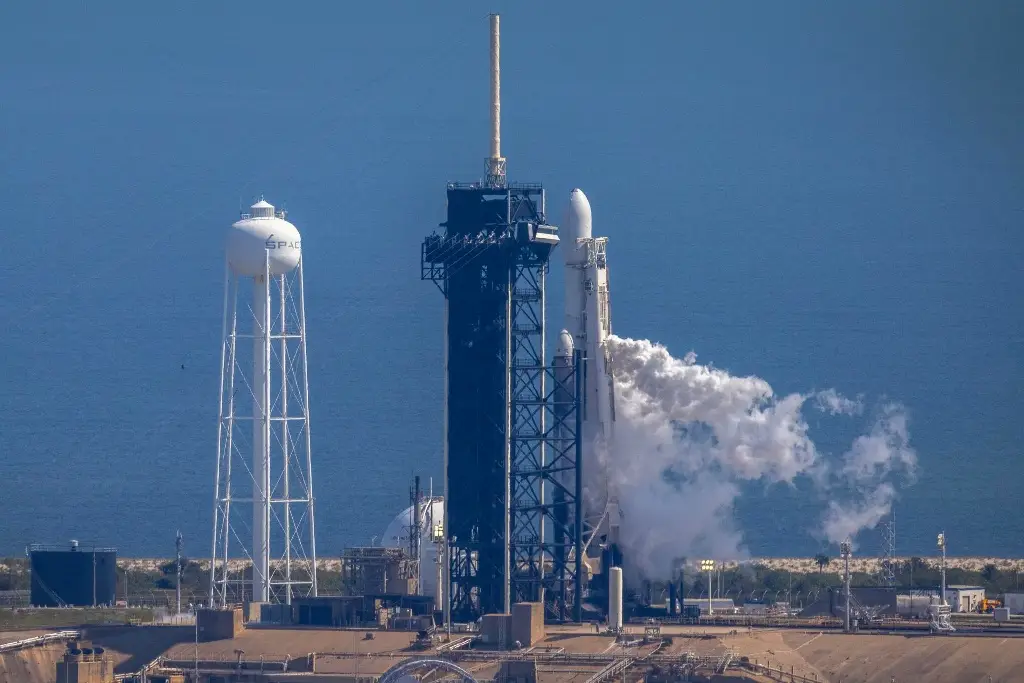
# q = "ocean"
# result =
<box><xmin>0</xmin><ymin>1</ymin><xmax>1021</xmax><ymax>559</ymax></box>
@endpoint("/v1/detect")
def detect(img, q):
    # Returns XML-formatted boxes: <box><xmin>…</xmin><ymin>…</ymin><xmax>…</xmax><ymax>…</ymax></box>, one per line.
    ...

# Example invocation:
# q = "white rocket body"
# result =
<box><xmin>561</xmin><ymin>189</ymin><xmax>620</xmax><ymax>552</ymax></box>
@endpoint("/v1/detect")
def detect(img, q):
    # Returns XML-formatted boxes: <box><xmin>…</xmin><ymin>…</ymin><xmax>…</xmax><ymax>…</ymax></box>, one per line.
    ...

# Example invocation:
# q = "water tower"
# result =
<box><xmin>209</xmin><ymin>198</ymin><xmax>318</xmax><ymax>606</ymax></box>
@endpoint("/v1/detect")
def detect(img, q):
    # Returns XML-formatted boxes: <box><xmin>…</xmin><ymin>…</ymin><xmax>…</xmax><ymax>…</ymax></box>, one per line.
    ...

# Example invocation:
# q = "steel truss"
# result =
<box><xmin>422</xmin><ymin>184</ymin><xmax>582</xmax><ymax>622</ymax></box>
<box><xmin>209</xmin><ymin>257</ymin><xmax>318</xmax><ymax>607</ymax></box>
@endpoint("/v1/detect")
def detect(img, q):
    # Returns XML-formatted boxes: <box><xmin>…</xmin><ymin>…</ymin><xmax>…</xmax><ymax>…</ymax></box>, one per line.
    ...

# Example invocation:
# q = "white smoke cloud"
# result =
<box><xmin>602</xmin><ymin>335</ymin><xmax>917</xmax><ymax>579</ymax></box>
<box><xmin>814</xmin><ymin>388</ymin><xmax>865</xmax><ymax>416</ymax></box>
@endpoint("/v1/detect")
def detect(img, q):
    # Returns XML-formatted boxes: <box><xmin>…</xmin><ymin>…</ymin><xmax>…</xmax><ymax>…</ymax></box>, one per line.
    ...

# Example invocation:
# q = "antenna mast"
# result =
<box><xmin>485</xmin><ymin>14</ymin><xmax>506</xmax><ymax>188</ymax></box>
<box><xmin>175</xmin><ymin>530</ymin><xmax>183</xmax><ymax>615</ymax></box>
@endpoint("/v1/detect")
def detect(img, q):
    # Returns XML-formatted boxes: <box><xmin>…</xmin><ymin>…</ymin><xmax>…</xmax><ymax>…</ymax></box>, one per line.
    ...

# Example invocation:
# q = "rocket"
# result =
<box><xmin>559</xmin><ymin>188</ymin><xmax>621</xmax><ymax>554</ymax></box>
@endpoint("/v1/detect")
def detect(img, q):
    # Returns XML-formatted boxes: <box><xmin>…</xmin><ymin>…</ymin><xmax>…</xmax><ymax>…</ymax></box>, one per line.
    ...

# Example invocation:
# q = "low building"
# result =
<box><xmin>944</xmin><ymin>585</ymin><xmax>985</xmax><ymax>613</ymax></box>
<box><xmin>291</xmin><ymin>595</ymin><xmax>363</xmax><ymax>626</ymax></box>
<box><xmin>681</xmin><ymin>598</ymin><xmax>737</xmax><ymax>615</ymax></box>
<box><xmin>742</xmin><ymin>602</ymin><xmax>769</xmax><ymax>615</ymax></box>
<box><xmin>341</xmin><ymin>546</ymin><xmax>418</xmax><ymax>596</ymax></box>
<box><xmin>896</xmin><ymin>590</ymin><xmax>940</xmax><ymax>618</ymax></box>
<box><xmin>798</xmin><ymin>586</ymin><xmax>897</xmax><ymax>619</ymax></box>
<box><xmin>1004</xmin><ymin>592</ymin><xmax>1024</xmax><ymax>615</ymax></box>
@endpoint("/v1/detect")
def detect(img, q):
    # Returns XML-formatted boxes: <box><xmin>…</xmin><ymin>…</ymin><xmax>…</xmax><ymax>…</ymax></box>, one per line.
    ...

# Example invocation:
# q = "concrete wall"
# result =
<box><xmin>197</xmin><ymin>608</ymin><xmax>243</xmax><ymax>641</ymax></box>
<box><xmin>0</xmin><ymin>642</ymin><xmax>65</xmax><ymax>683</ymax></box>
<box><xmin>511</xmin><ymin>602</ymin><xmax>544</xmax><ymax>648</ymax></box>
<box><xmin>1004</xmin><ymin>593</ymin><xmax>1024</xmax><ymax>615</ymax></box>
<box><xmin>480</xmin><ymin>613</ymin><xmax>512</xmax><ymax>648</ymax></box>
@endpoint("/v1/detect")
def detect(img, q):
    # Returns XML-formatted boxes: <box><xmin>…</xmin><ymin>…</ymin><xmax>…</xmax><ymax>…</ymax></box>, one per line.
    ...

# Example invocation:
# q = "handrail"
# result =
<box><xmin>743</xmin><ymin>660</ymin><xmax>823</xmax><ymax>682</ymax></box>
<box><xmin>0</xmin><ymin>630</ymin><xmax>81</xmax><ymax>653</ymax></box>
<box><xmin>585</xmin><ymin>656</ymin><xmax>633</xmax><ymax>683</ymax></box>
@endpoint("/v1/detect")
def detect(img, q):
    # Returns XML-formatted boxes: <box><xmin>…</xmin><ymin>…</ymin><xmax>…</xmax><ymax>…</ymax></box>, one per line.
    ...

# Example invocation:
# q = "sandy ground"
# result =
<box><xmin>0</xmin><ymin>643</ymin><xmax>63</xmax><ymax>683</ymax></box>
<box><xmin>165</xmin><ymin>627</ymin><xmax>417</xmax><ymax>663</ymax></box>
<box><xmin>6</xmin><ymin>622</ymin><xmax>1024</xmax><ymax>682</ymax></box>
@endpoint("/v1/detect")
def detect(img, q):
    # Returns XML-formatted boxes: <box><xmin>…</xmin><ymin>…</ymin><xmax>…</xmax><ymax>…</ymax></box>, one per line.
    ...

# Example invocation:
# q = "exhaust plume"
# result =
<box><xmin>602</xmin><ymin>335</ymin><xmax>917</xmax><ymax>580</ymax></box>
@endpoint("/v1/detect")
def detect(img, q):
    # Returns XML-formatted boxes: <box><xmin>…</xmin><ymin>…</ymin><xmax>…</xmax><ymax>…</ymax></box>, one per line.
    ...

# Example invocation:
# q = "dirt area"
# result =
<box><xmin>164</xmin><ymin>627</ymin><xmax>418</xmax><ymax>662</ymax></box>
<box><xmin>0</xmin><ymin>643</ymin><xmax>64</xmax><ymax>683</ymax></box>
<box><xmin>78</xmin><ymin>624</ymin><xmax>196</xmax><ymax>673</ymax></box>
<box><xmin>10</xmin><ymin>622</ymin><xmax>1024</xmax><ymax>683</ymax></box>
<box><xmin>789</xmin><ymin>631</ymin><xmax>1024</xmax><ymax>682</ymax></box>
<box><xmin>0</xmin><ymin>625</ymin><xmax>194</xmax><ymax>682</ymax></box>
<box><xmin>654</xmin><ymin>627</ymin><xmax>1024</xmax><ymax>682</ymax></box>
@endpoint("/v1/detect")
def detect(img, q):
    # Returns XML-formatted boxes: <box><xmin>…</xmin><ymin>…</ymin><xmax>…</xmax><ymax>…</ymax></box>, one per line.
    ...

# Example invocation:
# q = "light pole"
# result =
<box><xmin>840</xmin><ymin>539</ymin><xmax>852</xmax><ymax>633</ymax></box>
<box><xmin>176</xmin><ymin>530</ymin><xmax>183</xmax><ymax>617</ymax></box>
<box><xmin>937</xmin><ymin>532</ymin><xmax>947</xmax><ymax>606</ymax></box>
<box><xmin>700</xmin><ymin>560</ymin><xmax>715</xmax><ymax>617</ymax></box>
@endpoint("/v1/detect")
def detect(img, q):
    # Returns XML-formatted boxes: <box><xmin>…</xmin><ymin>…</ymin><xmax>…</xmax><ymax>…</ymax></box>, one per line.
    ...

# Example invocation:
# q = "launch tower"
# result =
<box><xmin>421</xmin><ymin>15</ymin><xmax>583</xmax><ymax>623</ymax></box>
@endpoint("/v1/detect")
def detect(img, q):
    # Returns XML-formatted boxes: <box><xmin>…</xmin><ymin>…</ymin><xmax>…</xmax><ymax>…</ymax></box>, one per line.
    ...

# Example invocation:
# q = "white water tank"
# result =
<box><xmin>609</xmin><ymin>567</ymin><xmax>623</xmax><ymax>631</ymax></box>
<box><xmin>227</xmin><ymin>199</ymin><xmax>301</xmax><ymax>277</ymax></box>
<box><xmin>380</xmin><ymin>498</ymin><xmax>445</xmax><ymax>598</ymax></box>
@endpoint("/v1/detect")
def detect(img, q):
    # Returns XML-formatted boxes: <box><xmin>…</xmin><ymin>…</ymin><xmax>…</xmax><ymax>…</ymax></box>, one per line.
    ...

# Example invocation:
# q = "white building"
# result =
<box><xmin>380</xmin><ymin>497</ymin><xmax>445</xmax><ymax>605</ymax></box>
<box><xmin>896</xmin><ymin>591</ymin><xmax>940</xmax><ymax>619</ymax></box>
<box><xmin>682</xmin><ymin>598</ymin><xmax>737</xmax><ymax>615</ymax></box>
<box><xmin>1004</xmin><ymin>592</ymin><xmax>1024</xmax><ymax>615</ymax></box>
<box><xmin>944</xmin><ymin>585</ymin><xmax>986</xmax><ymax>613</ymax></box>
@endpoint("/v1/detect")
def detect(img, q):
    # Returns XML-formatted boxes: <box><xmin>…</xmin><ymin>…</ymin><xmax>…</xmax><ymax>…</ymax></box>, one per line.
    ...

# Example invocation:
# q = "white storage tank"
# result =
<box><xmin>609</xmin><ymin>567</ymin><xmax>623</xmax><ymax>631</ymax></box>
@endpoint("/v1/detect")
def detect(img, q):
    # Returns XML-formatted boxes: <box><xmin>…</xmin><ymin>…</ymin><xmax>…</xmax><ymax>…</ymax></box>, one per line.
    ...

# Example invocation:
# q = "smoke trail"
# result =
<box><xmin>602</xmin><ymin>335</ymin><xmax>917</xmax><ymax>579</ymax></box>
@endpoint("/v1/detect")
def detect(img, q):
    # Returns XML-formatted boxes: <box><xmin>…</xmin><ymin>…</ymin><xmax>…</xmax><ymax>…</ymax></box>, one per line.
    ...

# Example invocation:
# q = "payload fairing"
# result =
<box><xmin>559</xmin><ymin>188</ymin><xmax>621</xmax><ymax>560</ymax></box>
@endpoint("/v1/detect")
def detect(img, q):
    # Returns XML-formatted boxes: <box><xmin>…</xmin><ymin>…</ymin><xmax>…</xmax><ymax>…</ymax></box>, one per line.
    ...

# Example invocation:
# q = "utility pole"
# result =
<box><xmin>938</xmin><ymin>532</ymin><xmax>947</xmax><ymax>606</ymax></box>
<box><xmin>840</xmin><ymin>539</ymin><xmax>852</xmax><ymax>633</ymax></box>
<box><xmin>701</xmin><ymin>560</ymin><xmax>715</xmax><ymax>616</ymax></box>
<box><xmin>176</xmin><ymin>530</ymin><xmax>184</xmax><ymax>616</ymax></box>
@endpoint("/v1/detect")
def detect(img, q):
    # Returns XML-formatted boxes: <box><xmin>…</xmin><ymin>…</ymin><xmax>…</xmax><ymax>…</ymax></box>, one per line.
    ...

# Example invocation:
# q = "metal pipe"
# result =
<box><xmin>414</xmin><ymin>475</ymin><xmax>421</xmax><ymax>595</ymax></box>
<box><xmin>573</xmin><ymin>348</ymin><xmax>584</xmax><ymax>623</ymax></box>
<box><xmin>219</xmin><ymin>276</ymin><xmax>240</xmax><ymax>607</ymax></box>
<box><xmin>503</xmin><ymin>263</ymin><xmax>513</xmax><ymax>613</ymax></box>
<box><xmin>252</xmin><ymin>249</ymin><xmax>272</xmax><ymax>603</ymax></box>
<box><xmin>298</xmin><ymin>255</ymin><xmax>319</xmax><ymax>597</ymax></box>
<box><xmin>281</xmin><ymin>273</ymin><xmax>291</xmax><ymax>606</ymax></box>
<box><xmin>485</xmin><ymin>14</ymin><xmax>506</xmax><ymax>187</ymax></box>
<box><xmin>940</xmin><ymin>531</ymin><xmax>947</xmax><ymax>607</ymax></box>
<box><xmin>489</xmin><ymin>13</ymin><xmax>500</xmax><ymax>160</ymax></box>
<box><xmin>210</xmin><ymin>262</ymin><xmax>230</xmax><ymax>606</ymax></box>
<box><xmin>442</xmin><ymin>298</ymin><xmax>451</xmax><ymax>635</ymax></box>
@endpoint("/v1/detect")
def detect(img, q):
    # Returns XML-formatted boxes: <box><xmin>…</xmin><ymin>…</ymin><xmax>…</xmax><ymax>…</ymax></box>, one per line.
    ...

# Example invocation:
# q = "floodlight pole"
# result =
<box><xmin>840</xmin><ymin>539</ymin><xmax>852</xmax><ymax>633</ymax></box>
<box><xmin>938</xmin><ymin>532</ymin><xmax>947</xmax><ymax>606</ymax></box>
<box><xmin>701</xmin><ymin>560</ymin><xmax>715</xmax><ymax>617</ymax></box>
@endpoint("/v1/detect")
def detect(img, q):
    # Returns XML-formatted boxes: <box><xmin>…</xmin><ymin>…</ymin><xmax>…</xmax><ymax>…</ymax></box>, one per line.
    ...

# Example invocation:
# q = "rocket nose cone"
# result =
<box><xmin>557</xmin><ymin>329</ymin><xmax>574</xmax><ymax>357</ymax></box>
<box><xmin>565</xmin><ymin>188</ymin><xmax>593</xmax><ymax>243</ymax></box>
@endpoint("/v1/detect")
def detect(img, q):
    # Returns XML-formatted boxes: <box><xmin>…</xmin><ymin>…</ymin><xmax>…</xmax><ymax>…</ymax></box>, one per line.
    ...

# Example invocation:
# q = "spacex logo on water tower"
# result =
<box><xmin>226</xmin><ymin>199</ymin><xmax>302</xmax><ymax>275</ymax></box>
<box><xmin>210</xmin><ymin>197</ymin><xmax>319</xmax><ymax>607</ymax></box>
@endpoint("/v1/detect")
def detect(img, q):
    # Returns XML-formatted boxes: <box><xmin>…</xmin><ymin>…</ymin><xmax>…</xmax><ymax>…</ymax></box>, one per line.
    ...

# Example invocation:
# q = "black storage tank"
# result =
<box><xmin>29</xmin><ymin>541</ymin><xmax>117</xmax><ymax>607</ymax></box>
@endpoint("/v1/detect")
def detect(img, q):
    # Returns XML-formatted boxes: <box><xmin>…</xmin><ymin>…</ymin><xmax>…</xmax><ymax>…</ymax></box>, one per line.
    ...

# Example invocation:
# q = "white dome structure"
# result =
<box><xmin>227</xmin><ymin>198</ymin><xmax>302</xmax><ymax>276</ymax></box>
<box><xmin>380</xmin><ymin>498</ymin><xmax>445</xmax><ymax>599</ymax></box>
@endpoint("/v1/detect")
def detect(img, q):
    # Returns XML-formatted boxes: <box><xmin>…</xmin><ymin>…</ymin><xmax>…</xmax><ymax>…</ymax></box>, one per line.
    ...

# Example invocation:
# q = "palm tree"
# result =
<box><xmin>814</xmin><ymin>554</ymin><xmax>831</xmax><ymax>574</ymax></box>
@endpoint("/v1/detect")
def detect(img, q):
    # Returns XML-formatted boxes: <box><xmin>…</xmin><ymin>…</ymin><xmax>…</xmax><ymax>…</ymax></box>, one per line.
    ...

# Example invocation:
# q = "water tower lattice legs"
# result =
<box><xmin>209</xmin><ymin>255</ymin><xmax>318</xmax><ymax>607</ymax></box>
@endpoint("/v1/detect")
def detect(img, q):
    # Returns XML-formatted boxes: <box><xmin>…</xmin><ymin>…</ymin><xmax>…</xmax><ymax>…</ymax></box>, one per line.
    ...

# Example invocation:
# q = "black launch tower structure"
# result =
<box><xmin>421</xmin><ymin>181</ymin><xmax>584</xmax><ymax>623</ymax></box>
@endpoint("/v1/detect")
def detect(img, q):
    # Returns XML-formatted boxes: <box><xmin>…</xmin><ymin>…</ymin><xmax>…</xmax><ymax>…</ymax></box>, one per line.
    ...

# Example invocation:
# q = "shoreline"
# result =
<box><xmin>4</xmin><ymin>556</ymin><xmax>1020</xmax><ymax>574</ymax></box>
